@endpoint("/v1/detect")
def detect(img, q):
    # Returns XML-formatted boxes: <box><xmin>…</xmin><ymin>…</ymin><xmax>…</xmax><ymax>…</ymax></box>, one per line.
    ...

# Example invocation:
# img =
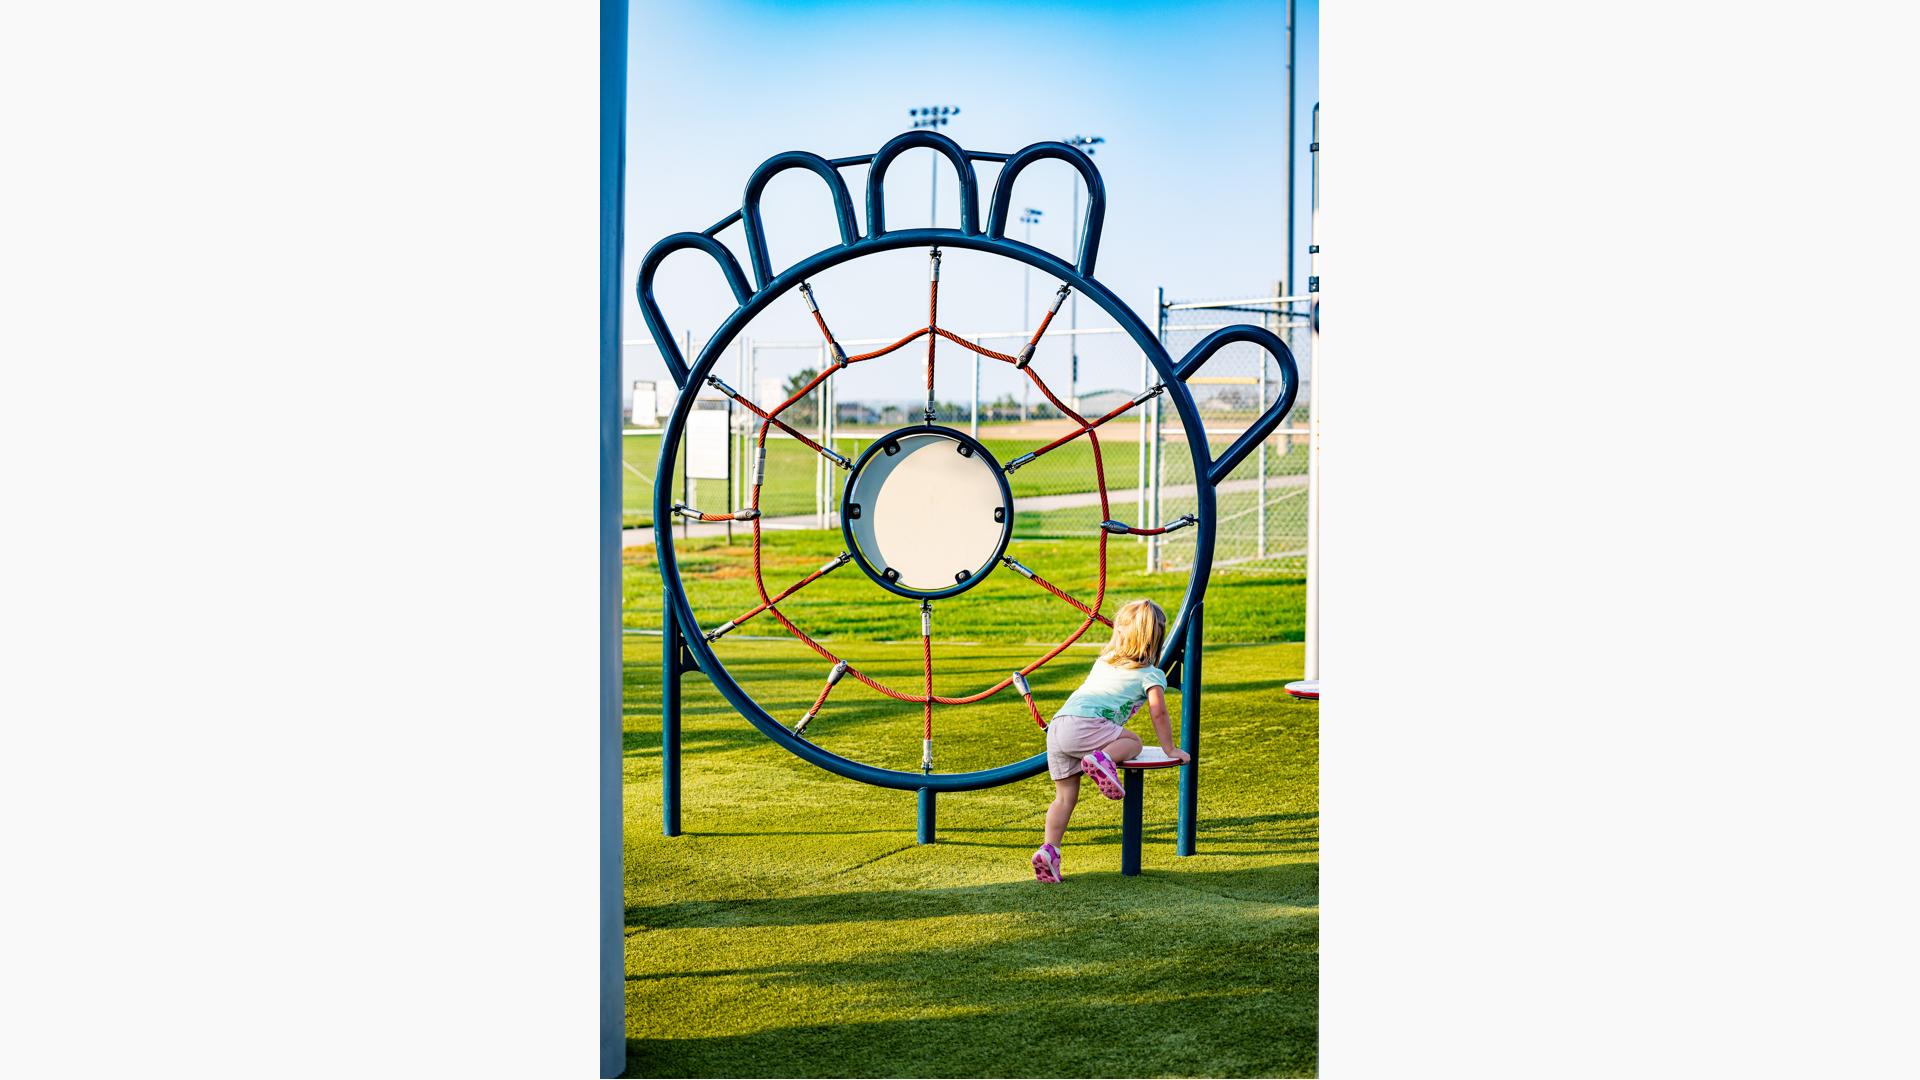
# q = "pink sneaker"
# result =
<box><xmin>1032</xmin><ymin>843</ymin><xmax>1061</xmax><ymax>883</ymax></box>
<box><xmin>1081</xmin><ymin>749</ymin><xmax>1125</xmax><ymax>800</ymax></box>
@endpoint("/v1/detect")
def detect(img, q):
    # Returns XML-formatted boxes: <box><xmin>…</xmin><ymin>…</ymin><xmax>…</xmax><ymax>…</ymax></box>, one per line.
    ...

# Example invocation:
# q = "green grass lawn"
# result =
<box><xmin>623</xmin><ymin>529</ymin><xmax>1319</xmax><ymax>1077</ymax></box>
<box><xmin>623</xmin><ymin>533</ymin><xmax>1304</xmax><ymax>645</ymax></box>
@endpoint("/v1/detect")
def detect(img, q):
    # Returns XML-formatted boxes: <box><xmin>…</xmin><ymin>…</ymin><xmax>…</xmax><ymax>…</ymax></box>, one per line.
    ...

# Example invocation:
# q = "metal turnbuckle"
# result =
<box><xmin>792</xmin><ymin>660</ymin><xmax>849</xmax><ymax>736</ymax></box>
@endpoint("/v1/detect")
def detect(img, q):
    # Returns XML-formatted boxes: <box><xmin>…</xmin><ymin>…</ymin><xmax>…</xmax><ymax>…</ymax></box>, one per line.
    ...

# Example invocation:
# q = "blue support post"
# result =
<box><xmin>663</xmin><ymin>599</ymin><xmax>683</xmax><ymax>837</ymax></box>
<box><xmin>917</xmin><ymin>787</ymin><xmax>936</xmax><ymax>844</ymax></box>
<box><xmin>598</xmin><ymin>0</ymin><xmax>628</xmax><ymax>1071</ymax></box>
<box><xmin>1177</xmin><ymin>601</ymin><xmax>1203</xmax><ymax>856</ymax></box>
<box><xmin>1121</xmin><ymin>768</ymin><xmax>1145</xmax><ymax>876</ymax></box>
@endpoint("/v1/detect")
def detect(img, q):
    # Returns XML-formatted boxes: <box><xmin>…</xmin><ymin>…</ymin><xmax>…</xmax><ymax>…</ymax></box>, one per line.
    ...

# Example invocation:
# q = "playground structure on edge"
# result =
<box><xmin>642</xmin><ymin>132</ymin><xmax>1300</xmax><ymax>874</ymax></box>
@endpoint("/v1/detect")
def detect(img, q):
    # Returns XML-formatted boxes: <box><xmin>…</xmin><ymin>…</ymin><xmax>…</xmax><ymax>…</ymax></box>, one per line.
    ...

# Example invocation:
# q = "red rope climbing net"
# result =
<box><xmin>670</xmin><ymin>248</ymin><xmax>1196</xmax><ymax>768</ymax></box>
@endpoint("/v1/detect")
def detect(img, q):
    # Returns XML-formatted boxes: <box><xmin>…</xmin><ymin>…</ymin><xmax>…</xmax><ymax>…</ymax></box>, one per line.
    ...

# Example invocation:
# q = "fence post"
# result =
<box><xmin>736</xmin><ymin>338</ymin><xmax>748</xmax><ymax>512</ymax></box>
<box><xmin>826</xmin><ymin>355</ymin><xmax>838</xmax><ymax>528</ymax></box>
<box><xmin>817</xmin><ymin>342</ymin><xmax>829</xmax><ymax>528</ymax></box>
<box><xmin>1137</xmin><ymin>342</ymin><xmax>1149</xmax><ymax>538</ymax></box>
<box><xmin>970</xmin><ymin>347</ymin><xmax>980</xmax><ymax>439</ymax></box>
<box><xmin>725</xmin><ymin>394</ymin><xmax>734</xmax><ymax>544</ymax></box>
<box><xmin>1257</xmin><ymin>281</ymin><xmax>1279</xmax><ymax>560</ymax></box>
<box><xmin>681</xmin><ymin>330</ymin><xmax>693</xmax><ymax>543</ymax></box>
<box><xmin>1149</xmin><ymin>288</ymin><xmax>1166</xmax><ymax>572</ymax></box>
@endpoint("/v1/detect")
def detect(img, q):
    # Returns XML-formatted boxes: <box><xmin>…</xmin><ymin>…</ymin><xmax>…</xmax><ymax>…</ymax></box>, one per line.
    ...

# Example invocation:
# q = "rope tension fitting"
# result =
<box><xmin>792</xmin><ymin>659</ymin><xmax>850</xmax><ymax>737</ymax></box>
<box><xmin>671</xmin><ymin>502</ymin><xmax>761</xmax><ymax>523</ymax></box>
<box><xmin>1100</xmin><ymin>513</ymin><xmax>1198</xmax><ymax>537</ymax></box>
<box><xmin>924</xmin><ymin>248</ymin><xmax>942</xmax><ymax>423</ymax></box>
<box><xmin>1011</xmin><ymin>670</ymin><xmax>1047</xmax><ymax>730</ymax></box>
<box><xmin>920</xmin><ymin>598</ymin><xmax>934</xmax><ymax>771</ymax></box>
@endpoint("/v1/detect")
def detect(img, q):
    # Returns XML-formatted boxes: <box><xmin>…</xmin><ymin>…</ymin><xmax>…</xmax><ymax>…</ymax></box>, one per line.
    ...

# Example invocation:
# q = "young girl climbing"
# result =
<box><xmin>1031</xmin><ymin>598</ymin><xmax>1189</xmax><ymax>883</ymax></box>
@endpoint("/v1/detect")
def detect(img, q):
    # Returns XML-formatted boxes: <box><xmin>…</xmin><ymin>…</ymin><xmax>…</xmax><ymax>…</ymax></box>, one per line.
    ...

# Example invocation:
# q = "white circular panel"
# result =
<box><xmin>845</xmin><ymin>429</ymin><xmax>1010</xmax><ymax>593</ymax></box>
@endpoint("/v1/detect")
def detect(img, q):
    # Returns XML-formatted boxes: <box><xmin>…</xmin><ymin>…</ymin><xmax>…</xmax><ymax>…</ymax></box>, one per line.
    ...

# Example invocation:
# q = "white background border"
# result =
<box><xmin>4</xmin><ymin>1</ymin><xmax>1917</xmax><ymax>1075</ymax></box>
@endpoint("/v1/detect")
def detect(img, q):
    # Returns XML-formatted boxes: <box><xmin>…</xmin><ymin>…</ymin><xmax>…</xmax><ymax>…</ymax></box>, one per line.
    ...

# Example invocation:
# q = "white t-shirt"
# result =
<box><xmin>1053</xmin><ymin>658</ymin><xmax>1169</xmax><ymax>722</ymax></box>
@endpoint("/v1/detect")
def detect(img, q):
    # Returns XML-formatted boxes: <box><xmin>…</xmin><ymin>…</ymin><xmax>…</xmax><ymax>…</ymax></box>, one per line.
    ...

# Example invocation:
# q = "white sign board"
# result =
<box><xmin>686</xmin><ymin>409</ymin><xmax>730</xmax><ymax>480</ymax></box>
<box><xmin>628</xmin><ymin>380</ymin><xmax>658</xmax><ymax>426</ymax></box>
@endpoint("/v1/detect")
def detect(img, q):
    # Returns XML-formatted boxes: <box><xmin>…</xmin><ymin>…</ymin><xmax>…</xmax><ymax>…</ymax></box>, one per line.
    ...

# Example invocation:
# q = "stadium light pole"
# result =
<box><xmin>1285</xmin><ymin>0</ymin><xmax>1297</xmax><ymax>298</ymax></box>
<box><xmin>1019</xmin><ymin>207</ymin><xmax>1043</xmax><ymax>423</ymax></box>
<box><xmin>1019</xmin><ymin>207</ymin><xmax>1044</xmax><ymax>329</ymax></box>
<box><xmin>1065</xmin><ymin>134</ymin><xmax>1105</xmax><ymax>410</ymax></box>
<box><xmin>908</xmin><ymin>105</ymin><xmax>960</xmax><ymax>226</ymax></box>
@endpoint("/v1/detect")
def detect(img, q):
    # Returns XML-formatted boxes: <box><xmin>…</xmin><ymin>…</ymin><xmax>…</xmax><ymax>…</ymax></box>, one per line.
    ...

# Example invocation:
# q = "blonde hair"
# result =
<box><xmin>1100</xmin><ymin>599</ymin><xmax>1166</xmax><ymax>669</ymax></box>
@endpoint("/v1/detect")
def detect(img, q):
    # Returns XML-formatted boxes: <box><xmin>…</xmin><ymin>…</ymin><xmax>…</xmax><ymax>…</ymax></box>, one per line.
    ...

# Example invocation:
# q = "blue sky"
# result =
<box><xmin>625</xmin><ymin>0</ymin><xmax>1317</xmax><ymax>403</ymax></box>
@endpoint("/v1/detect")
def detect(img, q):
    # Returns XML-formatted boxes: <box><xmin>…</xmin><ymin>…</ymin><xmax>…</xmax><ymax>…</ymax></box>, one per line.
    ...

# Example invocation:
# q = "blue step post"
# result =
<box><xmin>662</xmin><ymin>598</ymin><xmax>683</xmax><ymax>837</ymax></box>
<box><xmin>1177</xmin><ymin>601</ymin><xmax>1203</xmax><ymax>855</ymax></box>
<box><xmin>1121</xmin><ymin>768</ymin><xmax>1146</xmax><ymax>875</ymax></box>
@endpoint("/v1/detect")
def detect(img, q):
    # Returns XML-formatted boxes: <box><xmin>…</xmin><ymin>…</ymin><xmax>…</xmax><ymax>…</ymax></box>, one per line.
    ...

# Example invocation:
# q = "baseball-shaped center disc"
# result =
<box><xmin>840</xmin><ymin>426</ymin><xmax>1013</xmax><ymax>600</ymax></box>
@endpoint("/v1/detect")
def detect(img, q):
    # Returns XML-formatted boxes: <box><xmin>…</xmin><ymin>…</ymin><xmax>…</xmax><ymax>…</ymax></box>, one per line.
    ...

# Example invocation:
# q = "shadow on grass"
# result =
<box><xmin>626</xmin><ymin>862</ymin><xmax>1318</xmax><ymax>931</ymax></box>
<box><xmin>674</xmin><ymin>811</ymin><xmax>1315</xmax><ymax>841</ymax></box>
<box><xmin>621</xmin><ymin>876</ymin><xmax>1317</xmax><ymax>1078</ymax></box>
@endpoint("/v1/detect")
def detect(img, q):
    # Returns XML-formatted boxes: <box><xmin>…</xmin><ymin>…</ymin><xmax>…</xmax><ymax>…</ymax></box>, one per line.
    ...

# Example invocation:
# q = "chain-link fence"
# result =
<box><xmin>1151</xmin><ymin>285</ymin><xmax>1313</xmax><ymax>576</ymax></box>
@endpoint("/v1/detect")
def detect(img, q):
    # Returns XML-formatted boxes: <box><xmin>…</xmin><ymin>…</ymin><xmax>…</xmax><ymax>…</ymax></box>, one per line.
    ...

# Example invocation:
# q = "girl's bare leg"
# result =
<box><xmin>1101</xmin><ymin>730</ymin><xmax>1144</xmax><ymax>763</ymax></box>
<box><xmin>1044</xmin><ymin>775</ymin><xmax>1081</xmax><ymax>847</ymax></box>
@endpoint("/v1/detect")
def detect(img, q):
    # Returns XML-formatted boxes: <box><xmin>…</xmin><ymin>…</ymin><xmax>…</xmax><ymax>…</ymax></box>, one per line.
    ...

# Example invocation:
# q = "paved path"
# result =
<box><xmin>625</xmin><ymin>474</ymin><xmax>1303</xmax><ymax>546</ymax></box>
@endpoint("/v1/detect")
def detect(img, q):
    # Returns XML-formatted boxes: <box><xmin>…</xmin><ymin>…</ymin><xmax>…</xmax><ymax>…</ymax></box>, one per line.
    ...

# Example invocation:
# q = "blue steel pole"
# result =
<box><xmin>918</xmin><ymin>787</ymin><xmax>936</xmax><ymax>844</ymax></box>
<box><xmin>1121</xmin><ymin>768</ymin><xmax>1145</xmax><ymax>875</ymax></box>
<box><xmin>598</xmin><ymin>0</ymin><xmax>628</xmax><ymax>1071</ymax></box>
<box><xmin>663</xmin><ymin>598</ymin><xmax>681</xmax><ymax>836</ymax></box>
<box><xmin>1177</xmin><ymin>601</ymin><xmax>1203</xmax><ymax>855</ymax></box>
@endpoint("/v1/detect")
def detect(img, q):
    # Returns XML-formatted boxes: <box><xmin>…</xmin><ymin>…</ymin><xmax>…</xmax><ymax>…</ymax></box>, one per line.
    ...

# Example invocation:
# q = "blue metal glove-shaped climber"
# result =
<box><xmin>643</xmin><ymin>131</ymin><xmax>1298</xmax><ymax>851</ymax></box>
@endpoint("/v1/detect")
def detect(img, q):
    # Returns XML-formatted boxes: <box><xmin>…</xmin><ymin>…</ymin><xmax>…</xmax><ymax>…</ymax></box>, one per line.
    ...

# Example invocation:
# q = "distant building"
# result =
<box><xmin>1074</xmin><ymin>388</ymin><xmax>1132</xmax><ymax>415</ymax></box>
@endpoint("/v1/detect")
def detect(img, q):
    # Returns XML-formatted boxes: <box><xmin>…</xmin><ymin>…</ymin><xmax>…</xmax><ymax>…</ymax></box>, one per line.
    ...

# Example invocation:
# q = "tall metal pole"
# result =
<box><xmin>1306</xmin><ymin>104</ymin><xmax>1319</xmax><ymax>680</ymax></box>
<box><xmin>1020</xmin><ymin>208</ymin><xmax>1042</xmax><ymax>425</ymax></box>
<box><xmin>724</xmin><ymin>395</ymin><xmax>734</xmax><ymax>545</ymax></box>
<box><xmin>736</xmin><ymin>338</ymin><xmax>747</xmax><ymax>511</ymax></box>
<box><xmin>1065</xmin><ymin>135</ymin><xmax>1104</xmax><ymax>411</ymax></box>
<box><xmin>1286</xmin><ymin>0</ymin><xmax>1297</xmax><ymax>301</ymax></box>
<box><xmin>597</xmin><ymin>0</ymin><xmax>627</xmax><ymax>1069</ymax></box>
<box><xmin>826</xmin><ymin>357</ymin><xmax>838</xmax><ymax>526</ymax></box>
<box><xmin>818</xmin><ymin>342</ymin><xmax>829</xmax><ymax>528</ymax></box>
<box><xmin>970</xmin><ymin>346</ymin><xmax>981</xmax><ymax>440</ymax></box>
<box><xmin>681</xmin><ymin>330</ymin><xmax>692</xmax><ymax>544</ymax></box>
<box><xmin>1149</xmin><ymin>287</ymin><xmax>1165</xmax><ymax>573</ymax></box>
<box><xmin>1070</xmin><ymin>181</ymin><xmax>1079</xmax><ymax>409</ymax></box>
<box><xmin>909</xmin><ymin>106</ymin><xmax>960</xmax><ymax>226</ymax></box>
<box><xmin>746</xmin><ymin>340</ymin><xmax>758</xmax><ymax>502</ymax></box>
<box><xmin>1257</xmin><ymin>281</ymin><xmax>1275</xmax><ymax>560</ymax></box>
<box><xmin>1020</xmin><ymin>208</ymin><xmax>1043</xmax><ymax>332</ymax></box>
<box><xmin>1138</xmin><ymin>338</ymin><xmax>1150</xmax><ymax>534</ymax></box>
<box><xmin>1290</xmin><ymin>103</ymin><xmax>1321</xmax><ymax>698</ymax></box>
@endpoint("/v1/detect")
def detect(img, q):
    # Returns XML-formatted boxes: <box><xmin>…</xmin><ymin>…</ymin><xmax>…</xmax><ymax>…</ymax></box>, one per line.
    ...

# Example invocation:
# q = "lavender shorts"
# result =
<box><xmin>1046</xmin><ymin>714</ymin><xmax>1132</xmax><ymax>780</ymax></box>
